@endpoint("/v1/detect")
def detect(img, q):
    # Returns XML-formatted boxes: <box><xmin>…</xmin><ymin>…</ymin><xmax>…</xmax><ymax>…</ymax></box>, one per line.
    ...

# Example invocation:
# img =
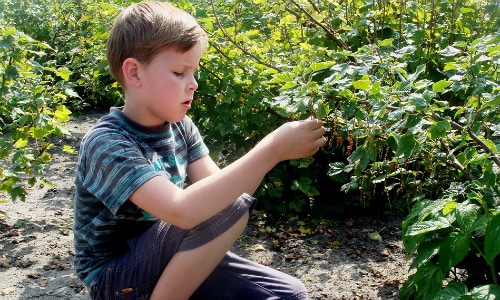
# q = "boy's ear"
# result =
<box><xmin>122</xmin><ymin>58</ymin><xmax>142</xmax><ymax>87</ymax></box>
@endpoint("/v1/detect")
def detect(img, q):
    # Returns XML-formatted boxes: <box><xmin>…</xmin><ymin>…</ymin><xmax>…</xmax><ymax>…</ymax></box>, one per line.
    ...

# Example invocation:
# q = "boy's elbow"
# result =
<box><xmin>165</xmin><ymin>204</ymin><xmax>198</xmax><ymax>230</ymax></box>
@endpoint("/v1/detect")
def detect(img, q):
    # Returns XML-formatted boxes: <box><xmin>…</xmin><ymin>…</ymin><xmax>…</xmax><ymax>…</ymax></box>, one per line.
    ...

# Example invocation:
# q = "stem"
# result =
<box><xmin>439</xmin><ymin>140</ymin><xmax>476</xmax><ymax>181</ymax></box>
<box><xmin>356</xmin><ymin>100</ymin><xmax>500</xmax><ymax>169</ymax></box>
<box><xmin>1</xmin><ymin>45</ymin><xmax>15</xmax><ymax>93</ymax></box>
<box><xmin>470</xmin><ymin>236</ymin><xmax>499</xmax><ymax>285</ymax></box>
<box><xmin>209</xmin><ymin>0</ymin><xmax>279</xmax><ymax>71</ymax></box>
<box><xmin>286</xmin><ymin>0</ymin><xmax>349</xmax><ymax>50</ymax></box>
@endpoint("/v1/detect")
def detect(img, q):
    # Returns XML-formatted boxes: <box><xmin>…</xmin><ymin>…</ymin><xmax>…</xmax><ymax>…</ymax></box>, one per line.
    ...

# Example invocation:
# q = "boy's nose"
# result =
<box><xmin>189</xmin><ymin>77</ymin><xmax>198</xmax><ymax>91</ymax></box>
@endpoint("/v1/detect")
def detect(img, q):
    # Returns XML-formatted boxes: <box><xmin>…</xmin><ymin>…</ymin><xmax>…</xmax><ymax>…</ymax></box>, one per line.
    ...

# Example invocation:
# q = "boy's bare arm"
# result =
<box><xmin>129</xmin><ymin>118</ymin><xmax>326</xmax><ymax>229</ymax></box>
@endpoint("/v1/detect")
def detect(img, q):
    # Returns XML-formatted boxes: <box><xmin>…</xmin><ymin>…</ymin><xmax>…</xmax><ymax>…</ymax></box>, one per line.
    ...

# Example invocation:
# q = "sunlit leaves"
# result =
<box><xmin>485</xmin><ymin>213</ymin><xmax>500</xmax><ymax>264</ymax></box>
<box><xmin>396</xmin><ymin>131</ymin><xmax>418</xmax><ymax>159</ymax></box>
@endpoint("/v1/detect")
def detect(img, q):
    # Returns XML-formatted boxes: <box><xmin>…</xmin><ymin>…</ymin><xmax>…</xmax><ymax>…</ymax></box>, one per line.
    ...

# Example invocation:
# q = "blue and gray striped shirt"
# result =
<box><xmin>73</xmin><ymin>107</ymin><xmax>209</xmax><ymax>288</ymax></box>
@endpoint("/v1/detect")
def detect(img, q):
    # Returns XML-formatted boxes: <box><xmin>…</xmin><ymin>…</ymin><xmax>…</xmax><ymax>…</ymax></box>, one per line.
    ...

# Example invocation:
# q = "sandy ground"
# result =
<box><xmin>0</xmin><ymin>110</ymin><xmax>410</xmax><ymax>299</ymax></box>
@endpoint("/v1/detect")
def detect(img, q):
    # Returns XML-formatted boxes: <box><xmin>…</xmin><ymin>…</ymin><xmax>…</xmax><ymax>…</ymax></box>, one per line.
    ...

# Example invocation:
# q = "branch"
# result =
<box><xmin>440</xmin><ymin>140</ymin><xmax>476</xmax><ymax>181</ymax></box>
<box><xmin>209</xmin><ymin>0</ymin><xmax>280</xmax><ymax>71</ymax></box>
<box><xmin>305</xmin><ymin>0</ymin><xmax>320</xmax><ymax>13</ymax></box>
<box><xmin>431</xmin><ymin>113</ymin><xmax>500</xmax><ymax>168</ymax></box>
<box><xmin>286</xmin><ymin>0</ymin><xmax>349</xmax><ymax>51</ymax></box>
<box><xmin>356</xmin><ymin>100</ymin><xmax>500</xmax><ymax>168</ymax></box>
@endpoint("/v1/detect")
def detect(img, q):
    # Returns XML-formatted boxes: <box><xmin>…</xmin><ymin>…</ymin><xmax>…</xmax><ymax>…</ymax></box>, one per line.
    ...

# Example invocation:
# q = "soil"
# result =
<box><xmin>0</xmin><ymin>110</ymin><xmax>411</xmax><ymax>299</ymax></box>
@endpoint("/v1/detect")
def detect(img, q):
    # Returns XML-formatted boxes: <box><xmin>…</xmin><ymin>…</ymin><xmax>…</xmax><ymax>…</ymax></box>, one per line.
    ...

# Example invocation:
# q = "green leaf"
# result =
<box><xmin>15</xmin><ymin>139</ymin><xmax>28</xmax><ymax>148</ymax></box>
<box><xmin>65</xmin><ymin>88</ymin><xmax>81</xmax><ymax>99</ymax></box>
<box><xmin>432</xmin><ymin>80</ymin><xmax>453</xmax><ymax>93</ymax></box>
<box><xmin>405</xmin><ymin>262</ymin><xmax>445</xmax><ymax>300</ymax></box>
<box><xmin>11</xmin><ymin>186</ymin><xmax>27</xmax><ymax>202</ymax></box>
<box><xmin>55</xmin><ymin>67</ymin><xmax>72</xmax><ymax>81</ymax></box>
<box><xmin>429</xmin><ymin>119</ymin><xmax>451</xmax><ymax>139</ymax></box>
<box><xmin>408</xmin><ymin>93</ymin><xmax>427</xmax><ymax>111</ymax></box>
<box><xmin>377</xmin><ymin>38</ymin><xmax>394</xmax><ymax>47</ymax></box>
<box><xmin>485</xmin><ymin>213</ymin><xmax>500</xmax><ymax>263</ymax></box>
<box><xmin>352</xmin><ymin>79</ymin><xmax>371</xmax><ymax>91</ymax></box>
<box><xmin>442</xmin><ymin>201</ymin><xmax>457</xmax><ymax>215</ymax></box>
<box><xmin>410</xmin><ymin>239</ymin><xmax>440</xmax><ymax>269</ymax></box>
<box><xmin>407</xmin><ymin>217</ymin><xmax>451</xmax><ymax>236</ymax></box>
<box><xmin>269</xmin><ymin>72</ymin><xmax>295</xmax><ymax>84</ymax></box>
<box><xmin>470</xmin><ymin>284</ymin><xmax>500</xmax><ymax>299</ymax></box>
<box><xmin>439</xmin><ymin>232</ymin><xmax>470</xmax><ymax>271</ymax></box>
<box><xmin>386</xmin><ymin>134</ymin><xmax>398</xmax><ymax>151</ymax></box>
<box><xmin>31</xmin><ymin>127</ymin><xmax>47</xmax><ymax>139</ymax></box>
<box><xmin>327</xmin><ymin>162</ymin><xmax>346</xmax><ymax>176</ymax></box>
<box><xmin>433</xmin><ymin>282</ymin><xmax>468</xmax><ymax>300</ymax></box>
<box><xmin>438</xmin><ymin>46</ymin><xmax>461</xmax><ymax>57</ymax></box>
<box><xmin>308</xmin><ymin>61</ymin><xmax>336</xmax><ymax>73</ymax></box>
<box><xmin>63</xmin><ymin>145</ymin><xmax>77</xmax><ymax>155</ymax></box>
<box><xmin>456</xmin><ymin>202</ymin><xmax>481</xmax><ymax>234</ymax></box>
<box><xmin>54</xmin><ymin>105</ymin><xmax>71</xmax><ymax>123</ymax></box>
<box><xmin>396</xmin><ymin>131</ymin><xmax>418</xmax><ymax>159</ymax></box>
<box><xmin>348</xmin><ymin>146</ymin><xmax>371</xmax><ymax>171</ymax></box>
<box><xmin>280</xmin><ymin>81</ymin><xmax>297</xmax><ymax>90</ymax></box>
<box><xmin>481</xmin><ymin>95</ymin><xmax>500</xmax><ymax>109</ymax></box>
<box><xmin>291</xmin><ymin>177</ymin><xmax>319</xmax><ymax>197</ymax></box>
<box><xmin>368</xmin><ymin>231</ymin><xmax>383</xmax><ymax>241</ymax></box>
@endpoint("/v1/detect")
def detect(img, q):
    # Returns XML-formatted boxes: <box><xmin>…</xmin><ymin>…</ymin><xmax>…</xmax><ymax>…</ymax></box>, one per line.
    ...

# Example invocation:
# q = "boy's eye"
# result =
<box><xmin>174</xmin><ymin>72</ymin><xmax>184</xmax><ymax>77</ymax></box>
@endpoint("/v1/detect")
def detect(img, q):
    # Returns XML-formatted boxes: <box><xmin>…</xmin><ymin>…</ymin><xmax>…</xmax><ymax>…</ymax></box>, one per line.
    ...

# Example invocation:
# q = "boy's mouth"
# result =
<box><xmin>182</xmin><ymin>100</ymin><xmax>192</xmax><ymax>108</ymax></box>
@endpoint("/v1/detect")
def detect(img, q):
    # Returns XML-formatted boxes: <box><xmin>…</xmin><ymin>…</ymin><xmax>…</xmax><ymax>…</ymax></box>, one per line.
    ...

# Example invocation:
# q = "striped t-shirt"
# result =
<box><xmin>72</xmin><ymin>107</ymin><xmax>209</xmax><ymax>288</ymax></box>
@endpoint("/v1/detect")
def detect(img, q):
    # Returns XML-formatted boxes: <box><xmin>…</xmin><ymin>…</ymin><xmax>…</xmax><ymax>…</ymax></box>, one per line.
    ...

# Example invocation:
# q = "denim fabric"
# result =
<box><xmin>89</xmin><ymin>194</ymin><xmax>256</xmax><ymax>299</ymax></box>
<box><xmin>190</xmin><ymin>252</ymin><xmax>309</xmax><ymax>300</ymax></box>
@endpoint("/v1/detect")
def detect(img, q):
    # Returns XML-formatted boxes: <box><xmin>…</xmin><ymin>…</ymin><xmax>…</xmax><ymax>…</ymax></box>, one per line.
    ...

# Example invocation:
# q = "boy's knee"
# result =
<box><xmin>287</xmin><ymin>276</ymin><xmax>308</xmax><ymax>300</ymax></box>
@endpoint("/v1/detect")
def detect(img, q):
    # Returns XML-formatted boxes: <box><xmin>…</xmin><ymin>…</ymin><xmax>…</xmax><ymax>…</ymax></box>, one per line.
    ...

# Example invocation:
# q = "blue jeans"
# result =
<box><xmin>190</xmin><ymin>251</ymin><xmax>308</xmax><ymax>300</ymax></box>
<box><xmin>89</xmin><ymin>194</ymin><xmax>308</xmax><ymax>299</ymax></box>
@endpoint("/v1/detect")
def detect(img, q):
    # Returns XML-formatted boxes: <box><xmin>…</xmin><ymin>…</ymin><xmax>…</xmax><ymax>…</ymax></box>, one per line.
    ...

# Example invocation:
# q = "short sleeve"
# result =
<box><xmin>78</xmin><ymin>129</ymin><xmax>159</xmax><ymax>215</ymax></box>
<box><xmin>181</xmin><ymin>116</ymin><xmax>209</xmax><ymax>164</ymax></box>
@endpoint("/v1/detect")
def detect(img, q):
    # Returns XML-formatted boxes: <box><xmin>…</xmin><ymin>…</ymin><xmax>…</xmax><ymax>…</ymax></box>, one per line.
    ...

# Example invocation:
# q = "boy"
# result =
<box><xmin>73</xmin><ymin>1</ymin><xmax>326</xmax><ymax>299</ymax></box>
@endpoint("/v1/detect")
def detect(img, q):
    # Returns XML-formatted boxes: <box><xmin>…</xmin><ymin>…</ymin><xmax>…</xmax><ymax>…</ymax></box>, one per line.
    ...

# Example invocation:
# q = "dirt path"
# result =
<box><xmin>0</xmin><ymin>110</ymin><xmax>410</xmax><ymax>299</ymax></box>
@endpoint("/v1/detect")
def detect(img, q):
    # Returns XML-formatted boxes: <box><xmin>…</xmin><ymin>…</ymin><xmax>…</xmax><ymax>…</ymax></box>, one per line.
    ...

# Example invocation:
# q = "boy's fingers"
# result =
<box><xmin>303</xmin><ymin>118</ymin><xmax>323</xmax><ymax>127</ymax></box>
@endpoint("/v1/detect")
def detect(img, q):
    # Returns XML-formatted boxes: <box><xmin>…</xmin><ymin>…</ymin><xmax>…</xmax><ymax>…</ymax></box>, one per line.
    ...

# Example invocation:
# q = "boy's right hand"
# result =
<box><xmin>260</xmin><ymin>118</ymin><xmax>327</xmax><ymax>162</ymax></box>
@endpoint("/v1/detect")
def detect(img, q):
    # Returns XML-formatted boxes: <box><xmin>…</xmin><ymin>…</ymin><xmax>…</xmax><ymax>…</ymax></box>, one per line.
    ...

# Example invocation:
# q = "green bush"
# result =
<box><xmin>0</xmin><ymin>24</ymin><xmax>72</xmax><ymax>202</ymax></box>
<box><xmin>0</xmin><ymin>0</ymin><xmax>121</xmax><ymax>201</ymax></box>
<box><xmin>189</xmin><ymin>0</ymin><xmax>500</xmax><ymax>297</ymax></box>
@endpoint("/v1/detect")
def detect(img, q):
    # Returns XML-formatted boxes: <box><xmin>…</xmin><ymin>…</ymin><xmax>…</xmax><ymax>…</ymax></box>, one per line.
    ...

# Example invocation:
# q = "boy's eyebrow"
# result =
<box><xmin>177</xmin><ymin>63</ymin><xmax>199</xmax><ymax>71</ymax></box>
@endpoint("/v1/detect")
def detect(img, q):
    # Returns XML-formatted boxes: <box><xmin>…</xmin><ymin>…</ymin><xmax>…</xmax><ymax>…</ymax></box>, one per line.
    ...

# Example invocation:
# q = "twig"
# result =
<box><xmin>440</xmin><ymin>140</ymin><xmax>476</xmax><ymax>181</ymax></box>
<box><xmin>209</xmin><ymin>0</ymin><xmax>279</xmax><ymax>71</ymax></box>
<box><xmin>356</xmin><ymin>100</ymin><xmax>500</xmax><ymax>168</ymax></box>
<box><xmin>286</xmin><ymin>0</ymin><xmax>349</xmax><ymax>51</ymax></box>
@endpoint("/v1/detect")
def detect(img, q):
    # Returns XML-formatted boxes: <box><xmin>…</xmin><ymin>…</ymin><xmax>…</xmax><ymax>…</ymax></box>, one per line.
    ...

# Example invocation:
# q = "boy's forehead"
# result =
<box><xmin>154</xmin><ymin>45</ymin><xmax>202</xmax><ymax>66</ymax></box>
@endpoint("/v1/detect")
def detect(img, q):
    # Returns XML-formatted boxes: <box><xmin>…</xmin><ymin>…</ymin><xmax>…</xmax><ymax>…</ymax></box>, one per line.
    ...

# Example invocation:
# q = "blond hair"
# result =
<box><xmin>106</xmin><ymin>1</ymin><xmax>208</xmax><ymax>87</ymax></box>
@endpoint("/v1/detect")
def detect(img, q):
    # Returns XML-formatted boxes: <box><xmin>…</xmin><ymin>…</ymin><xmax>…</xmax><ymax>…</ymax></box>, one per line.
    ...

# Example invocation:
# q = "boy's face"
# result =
<box><xmin>135</xmin><ymin>42</ymin><xmax>202</xmax><ymax>125</ymax></box>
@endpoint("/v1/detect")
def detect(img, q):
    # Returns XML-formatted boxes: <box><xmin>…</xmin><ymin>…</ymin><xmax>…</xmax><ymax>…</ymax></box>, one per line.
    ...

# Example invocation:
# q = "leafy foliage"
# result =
<box><xmin>0</xmin><ymin>0</ymin><xmax>121</xmax><ymax>201</ymax></box>
<box><xmin>186</xmin><ymin>0</ymin><xmax>500</xmax><ymax>297</ymax></box>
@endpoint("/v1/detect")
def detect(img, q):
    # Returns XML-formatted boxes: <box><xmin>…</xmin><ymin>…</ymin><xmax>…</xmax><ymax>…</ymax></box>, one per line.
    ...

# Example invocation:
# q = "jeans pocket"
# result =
<box><xmin>104</xmin><ymin>266</ymin><xmax>154</xmax><ymax>300</ymax></box>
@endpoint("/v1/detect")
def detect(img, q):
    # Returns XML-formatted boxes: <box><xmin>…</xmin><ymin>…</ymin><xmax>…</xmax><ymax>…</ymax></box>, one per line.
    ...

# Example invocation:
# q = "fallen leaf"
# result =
<box><xmin>345</xmin><ymin>219</ymin><xmax>354</xmax><ymax>227</ymax></box>
<box><xmin>251</xmin><ymin>244</ymin><xmax>266</xmax><ymax>252</ymax></box>
<box><xmin>368</xmin><ymin>232</ymin><xmax>383</xmax><ymax>241</ymax></box>
<box><xmin>5</xmin><ymin>229</ymin><xmax>20</xmax><ymax>237</ymax></box>
<box><xmin>27</xmin><ymin>273</ymin><xmax>40</xmax><ymax>279</ymax></box>
<box><xmin>1</xmin><ymin>287</ymin><xmax>15</xmax><ymax>296</ymax></box>
<box><xmin>59</xmin><ymin>229</ymin><xmax>70</xmax><ymax>236</ymax></box>
<box><xmin>327</xmin><ymin>241</ymin><xmax>341</xmax><ymax>249</ymax></box>
<box><xmin>0</xmin><ymin>259</ymin><xmax>10</xmax><ymax>268</ymax></box>
<box><xmin>298</xmin><ymin>226</ymin><xmax>312</xmax><ymax>235</ymax></box>
<box><xmin>283</xmin><ymin>253</ymin><xmax>301</xmax><ymax>261</ymax></box>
